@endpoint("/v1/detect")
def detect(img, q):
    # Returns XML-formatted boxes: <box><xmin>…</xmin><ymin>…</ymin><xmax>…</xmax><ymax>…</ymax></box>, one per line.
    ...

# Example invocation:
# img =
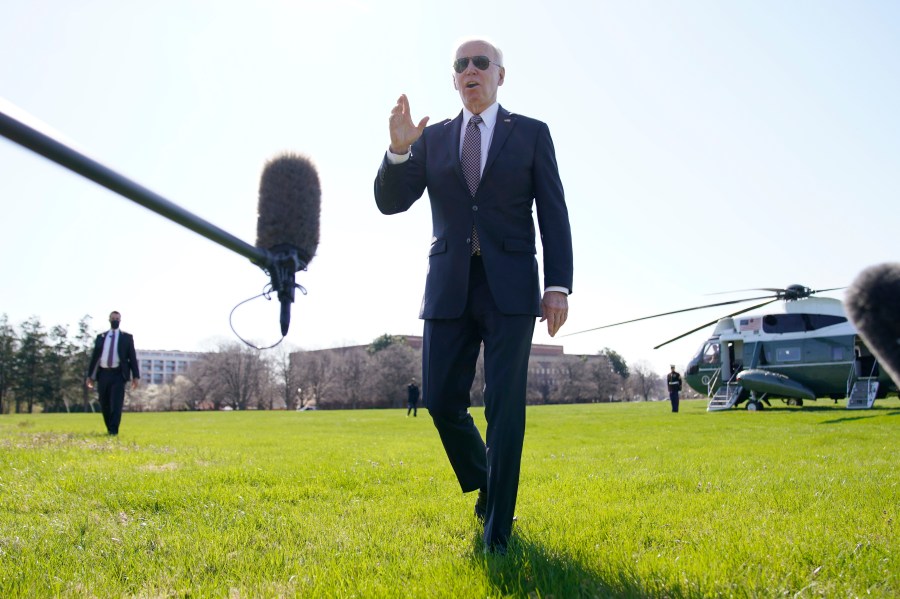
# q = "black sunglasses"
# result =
<box><xmin>453</xmin><ymin>55</ymin><xmax>501</xmax><ymax>74</ymax></box>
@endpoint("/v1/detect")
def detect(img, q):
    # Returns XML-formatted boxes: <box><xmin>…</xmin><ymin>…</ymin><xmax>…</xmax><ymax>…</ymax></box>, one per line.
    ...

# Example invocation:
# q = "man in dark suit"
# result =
<box><xmin>407</xmin><ymin>378</ymin><xmax>420</xmax><ymax>417</ymax></box>
<box><xmin>85</xmin><ymin>310</ymin><xmax>140</xmax><ymax>435</ymax></box>
<box><xmin>374</xmin><ymin>38</ymin><xmax>573</xmax><ymax>553</ymax></box>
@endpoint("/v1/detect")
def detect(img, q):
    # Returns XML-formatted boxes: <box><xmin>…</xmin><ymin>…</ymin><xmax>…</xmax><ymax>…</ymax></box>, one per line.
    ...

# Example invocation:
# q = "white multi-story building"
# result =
<box><xmin>136</xmin><ymin>349</ymin><xmax>204</xmax><ymax>385</ymax></box>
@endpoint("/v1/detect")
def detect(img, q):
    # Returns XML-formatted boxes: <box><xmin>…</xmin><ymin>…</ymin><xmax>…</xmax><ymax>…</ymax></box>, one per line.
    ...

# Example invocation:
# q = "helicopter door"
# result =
<box><xmin>855</xmin><ymin>340</ymin><xmax>880</xmax><ymax>378</ymax></box>
<box><xmin>721</xmin><ymin>343</ymin><xmax>732</xmax><ymax>382</ymax></box>
<box><xmin>720</xmin><ymin>341</ymin><xmax>743</xmax><ymax>382</ymax></box>
<box><xmin>730</xmin><ymin>340</ymin><xmax>744</xmax><ymax>373</ymax></box>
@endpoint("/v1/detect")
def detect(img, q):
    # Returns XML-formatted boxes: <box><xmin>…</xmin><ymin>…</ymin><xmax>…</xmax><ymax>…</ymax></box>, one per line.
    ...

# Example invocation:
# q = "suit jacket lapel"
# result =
<box><xmin>484</xmin><ymin>106</ymin><xmax>514</xmax><ymax>179</ymax></box>
<box><xmin>447</xmin><ymin>113</ymin><xmax>465</xmax><ymax>187</ymax></box>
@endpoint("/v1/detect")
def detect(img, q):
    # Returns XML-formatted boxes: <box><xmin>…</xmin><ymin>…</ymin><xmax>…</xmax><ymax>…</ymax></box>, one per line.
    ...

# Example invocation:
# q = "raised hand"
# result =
<box><xmin>389</xmin><ymin>94</ymin><xmax>429</xmax><ymax>154</ymax></box>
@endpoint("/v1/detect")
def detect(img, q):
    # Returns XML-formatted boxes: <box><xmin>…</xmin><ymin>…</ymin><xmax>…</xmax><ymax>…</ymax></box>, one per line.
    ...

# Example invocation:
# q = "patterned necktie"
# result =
<box><xmin>461</xmin><ymin>115</ymin><xmax>483</xmax><ymax>254</ymax></box>
<box><xmin>106</xmin><ymin>331</ymin><xmax>116</xmax><ymax>367</ymax></box>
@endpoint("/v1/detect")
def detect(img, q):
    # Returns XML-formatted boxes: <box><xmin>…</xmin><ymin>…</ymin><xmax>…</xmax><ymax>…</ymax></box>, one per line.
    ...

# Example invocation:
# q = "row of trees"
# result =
<box><xmin>0</xmin><ymin>314</ymin><xmax>95</xmax><ymax>414</ymax></box>
<box><xmin>1</xmin><ymin>315</ymin><xmax>679</xmax><ymax>414</ymax></box>
<box><xmin>144</xmin><ymin>335</ymin><xmax>425</xmax><ymax>413</ymax></box>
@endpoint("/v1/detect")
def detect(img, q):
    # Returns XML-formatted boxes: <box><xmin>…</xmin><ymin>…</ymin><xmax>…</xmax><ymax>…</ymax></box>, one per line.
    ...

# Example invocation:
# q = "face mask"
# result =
<box><xmin>110</xmin><ymin>320</ymin><xmax>120</xmax><ymax>330</ymax></box>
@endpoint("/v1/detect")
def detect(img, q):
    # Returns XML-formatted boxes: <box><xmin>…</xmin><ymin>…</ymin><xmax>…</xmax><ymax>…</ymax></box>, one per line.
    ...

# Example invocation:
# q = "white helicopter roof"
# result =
<box><xmin>765</xmin><ymin>296</ymin><xmax>846</xmax><ymax>317</ymax></box>
<box><xmin>711</xmin><ymin>296</ymin><xmax>850</xmax><ymax>338</ymax></box>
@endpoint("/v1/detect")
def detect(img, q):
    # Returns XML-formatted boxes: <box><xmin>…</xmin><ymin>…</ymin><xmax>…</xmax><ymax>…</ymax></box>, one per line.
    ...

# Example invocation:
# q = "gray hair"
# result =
<box><xmin>453</xmin><ymin>37</ymin><xmax>504</xmax><ymax>67</ymax></box>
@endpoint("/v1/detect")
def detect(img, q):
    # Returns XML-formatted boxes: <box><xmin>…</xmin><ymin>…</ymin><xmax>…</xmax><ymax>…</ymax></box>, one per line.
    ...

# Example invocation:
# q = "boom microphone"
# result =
<box><xmin>845</xmin><ymin>263</ymin><xmax>900</xmax><ymax>386</ymax></box>
<box><xmin>1</xmin><ymin>99</ymin><xmax>323</xmax><ymax>343</ymax></box>
<box><xmin>256</xmin><ymin>153</ymin><xmax>321</xmax><ymax>336</ymax></box>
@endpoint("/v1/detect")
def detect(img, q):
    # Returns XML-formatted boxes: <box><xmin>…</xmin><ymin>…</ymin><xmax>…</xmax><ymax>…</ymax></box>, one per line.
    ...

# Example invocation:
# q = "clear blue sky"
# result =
<box><xmin>2</xmin><ymin>0</ymin><xmax>898</xmax><ymax>375</ymax></box>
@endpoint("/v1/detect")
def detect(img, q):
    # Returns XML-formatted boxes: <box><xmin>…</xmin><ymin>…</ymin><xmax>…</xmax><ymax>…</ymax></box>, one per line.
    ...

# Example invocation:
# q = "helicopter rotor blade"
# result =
<box><xmin>704</xmin><ymin>287</ymin><xmax>784</xmax><ymax>296</ymax></box>
<box><xmin>706</xmin><ymin>285</ymin><xmax>846</xmax><ymax>299</ymax></box>
<box><xmin>560</xmin><ymin>293</ymin><xmax>778</xmax><ymax>338</ymax></box>
<box><xmin>652</xmin><ymin>299</ymin><xmax>779</xmax><ymax>349</ymax></box>
<box><xmin>809</xmin><ymin>286</ymin><xmax>846</xmax><ymax>294</ymax></box>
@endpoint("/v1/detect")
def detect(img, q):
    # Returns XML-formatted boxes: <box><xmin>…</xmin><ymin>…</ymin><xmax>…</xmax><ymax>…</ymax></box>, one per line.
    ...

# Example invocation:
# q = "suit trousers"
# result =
<box><xmin>424</xmin><ymin>256</ymin><xmax>535</xmax><ymax>548</ymax></box>
<box><xmin>669</xmin><ymin>391</ymin><xmax>680</xmax><ymax>413</ymax></box>
<box><xmin>97</xmin><ymin>368</ymin><xmax>126</xmax><ymax>434</ymax></box>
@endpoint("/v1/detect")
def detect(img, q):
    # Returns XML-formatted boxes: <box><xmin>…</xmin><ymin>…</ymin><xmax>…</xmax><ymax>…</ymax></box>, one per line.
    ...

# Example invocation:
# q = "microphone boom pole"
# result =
<box><xmin>0</xmin><ymin>101</ymin><xmax>268</xmax><ymax>268</ymax></box>
<box><xmin>0</xmin><ymin>99</ymin><xmax>309</xmax><ymax>338</ymax></box>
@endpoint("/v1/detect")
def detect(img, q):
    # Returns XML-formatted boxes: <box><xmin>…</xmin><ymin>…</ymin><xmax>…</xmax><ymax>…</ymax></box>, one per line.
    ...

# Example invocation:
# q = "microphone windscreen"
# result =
<box><xmin>256</xmin><ymin>153</ymin><xmax>321</xmax><ymax>265</ymax></box>
<box><xmin>846</xmin><ymin>262</ymin><xmax>900</xmax><ymax>385</ymax></box>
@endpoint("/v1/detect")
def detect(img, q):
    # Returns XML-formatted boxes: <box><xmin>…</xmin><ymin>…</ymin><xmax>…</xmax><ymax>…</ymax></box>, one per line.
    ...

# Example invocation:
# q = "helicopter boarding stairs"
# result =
<box><xmin>847</xmin><ymin>361</ymin><xmax>878</xmax><ymax>410</ymax></box>
<box><xmin>847</xmin><ymin>378</ymin><xmax>878</xmax><ymax>409</ymax></box>
<box><xmin>706</xmin><ymin>369</ymin><xmax>743</xmax><ymax>412</ymax></box>
<box><xmin>846</xmin><ymin>360</ymin><xmax>879</xmax><ymax>409</ymax></box>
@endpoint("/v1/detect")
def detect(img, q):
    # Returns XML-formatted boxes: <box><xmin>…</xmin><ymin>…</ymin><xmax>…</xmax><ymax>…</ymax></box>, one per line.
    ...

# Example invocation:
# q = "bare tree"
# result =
<box><xmin>253</xmin><ymin>360</ymin><xmax>277</xmax><ymax>410</ymax></box>
<box><xmin>270</xmin><ymin>345</ymin><xmax>300</xmax><ymax>410</ymax></box>
<box><xmin>527</xmin><ymin>356</ymin><xmax>559</xmax><ymax>404</ymax></box>
<box><xmin>294</xmin><ymin>350</ymin><xmax>336</xmax><ymax>409</ymax></box>
<box><xmin>590</xmin><ymin>353</ymin><xmax>622</xmax><ymax>402</ymax></box>
<box><xmin>328</xmin><ymin>348</ymin><xmax>367</xmax><ymax>409</ymax></box>
<box><xmin>195</xmin><ymin>343</ymin><xmax>266</xmax><ymax>410</ymax></box>
<box><xmin>181</xmin><ymin>364</ymin><xmax>218</xmax><ymax>410</ymax></box>
<box><xmin>627</xmin><ymin>360</ymin><xmax>664</xmax><ymax>402</ymax></box>
<box><xmin>556</xmin><ymin>355</ymin><xmax>597</xmax><ymax>403</ymax></box>
<box><xmin>365</xmin><ymin>343</ymin><xmax>418</xmax><ymax>408</ymax></box>
<box><xmin>223</xmin><ymin>343</ymin><xmax>266</xmax><ymax>410</ymax></box>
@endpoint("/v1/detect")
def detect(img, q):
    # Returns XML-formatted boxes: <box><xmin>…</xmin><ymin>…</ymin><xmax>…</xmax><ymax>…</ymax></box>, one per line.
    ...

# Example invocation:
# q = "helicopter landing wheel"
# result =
<box><xmin>786</xmin><ymin>398</ymin><xmax>804</xmax><ymax>407</ymax></box>
<box><xmin>746</xmin><ymin>401</ymin><xmax>764</xmax><ymax>411</ymax></box>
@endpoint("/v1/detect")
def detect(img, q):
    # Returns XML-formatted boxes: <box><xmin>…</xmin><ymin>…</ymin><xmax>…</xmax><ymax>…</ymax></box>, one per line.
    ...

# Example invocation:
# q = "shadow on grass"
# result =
<box><xmin>821</xmin><ymin>414</ymin><xmax>879</xmax><ymax>424</ymax></box>
<box><xmin>472</xmin><ymin>532</ymin><xmax>686</xmax><ymax>598</ymax></box>
<box><xmin>818</xmin><ymin>407</ymin><xmax>900</xmax><ymax>423</ymax></box>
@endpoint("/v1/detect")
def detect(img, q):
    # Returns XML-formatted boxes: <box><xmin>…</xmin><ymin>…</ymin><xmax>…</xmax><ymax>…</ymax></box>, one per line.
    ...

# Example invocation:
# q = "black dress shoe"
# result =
<box><xmin>474</xmin><ymin>489</ymin><xmax>487</xmax><ymax>522</ymax></box>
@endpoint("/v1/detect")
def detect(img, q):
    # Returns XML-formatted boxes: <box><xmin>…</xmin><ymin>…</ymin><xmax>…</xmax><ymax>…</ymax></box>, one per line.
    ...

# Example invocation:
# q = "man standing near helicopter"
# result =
<box><xmin>667</xmin><ymin>365</ymin><xmax>682</xmax><ymax>412</ymax></box>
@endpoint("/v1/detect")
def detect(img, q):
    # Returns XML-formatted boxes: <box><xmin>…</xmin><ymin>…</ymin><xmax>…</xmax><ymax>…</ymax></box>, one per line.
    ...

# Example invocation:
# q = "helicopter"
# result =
<box><xmin>565</xmin><ymin>284</ymin><xmax>898</xmax><ymax>412</ymax></box>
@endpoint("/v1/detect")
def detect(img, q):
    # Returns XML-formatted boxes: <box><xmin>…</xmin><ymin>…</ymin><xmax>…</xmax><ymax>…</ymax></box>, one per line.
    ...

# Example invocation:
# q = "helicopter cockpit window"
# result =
<box><xmin>762</xmin><ymin>314</ymin><xmax>847</xmax><ymax>333</ymax></box>
<box><xmin>702</xmin><ymin>342</ymin><xmax>721</xmax><ymax>364</ymax></box>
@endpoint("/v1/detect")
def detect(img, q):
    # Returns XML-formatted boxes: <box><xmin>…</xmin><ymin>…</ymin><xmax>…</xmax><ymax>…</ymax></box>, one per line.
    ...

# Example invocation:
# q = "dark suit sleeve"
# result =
<box><xmin>533</xmin><ymin>123</ymin><xmax>573</xmax><ymax>293</ymax></box>
<box><xmin>85</xmin><ymin>335</ymin><xmax>103</xmax><ymax>379</ymax></box>
<box><xmin>125</xmin><ymin>334</ymin><xmax>140</xmax><ymax>380</ymax></box>
<box><xmin>374</xmin><ymin>137</ymin><xmax>429</xmax><ymax>215</ymax></box>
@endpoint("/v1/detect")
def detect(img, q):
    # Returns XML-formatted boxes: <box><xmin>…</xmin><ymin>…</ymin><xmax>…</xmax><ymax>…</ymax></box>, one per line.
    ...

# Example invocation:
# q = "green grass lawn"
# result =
<box><xmin>1</xmin><ymin>399</ymin><xmax>898</xmax><ymax>598</ymax></box>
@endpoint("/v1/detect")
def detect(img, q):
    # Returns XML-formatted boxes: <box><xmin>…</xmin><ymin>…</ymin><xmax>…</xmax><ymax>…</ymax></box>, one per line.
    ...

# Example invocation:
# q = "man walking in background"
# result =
<box><xmin>374</xmin><ymin>38</ymin><xmax>573</xmax><ymax>553</ymax></box>
<box><xmin>85</xmin><ymin>310</ymin><xmax>140</xmax><ymax>435</ymax></box>
<box><xmin>407</xmin><ymin>378</ymin><xmax>420</xmax><ymax>417</ymax></box>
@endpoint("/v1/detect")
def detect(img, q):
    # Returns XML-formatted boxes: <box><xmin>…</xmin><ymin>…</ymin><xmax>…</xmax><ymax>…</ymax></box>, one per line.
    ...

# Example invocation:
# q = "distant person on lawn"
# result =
<box><xmin>85</xmin><ymin>311</ymin><xmax>140</xmax><ymax>435</ymax></box>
